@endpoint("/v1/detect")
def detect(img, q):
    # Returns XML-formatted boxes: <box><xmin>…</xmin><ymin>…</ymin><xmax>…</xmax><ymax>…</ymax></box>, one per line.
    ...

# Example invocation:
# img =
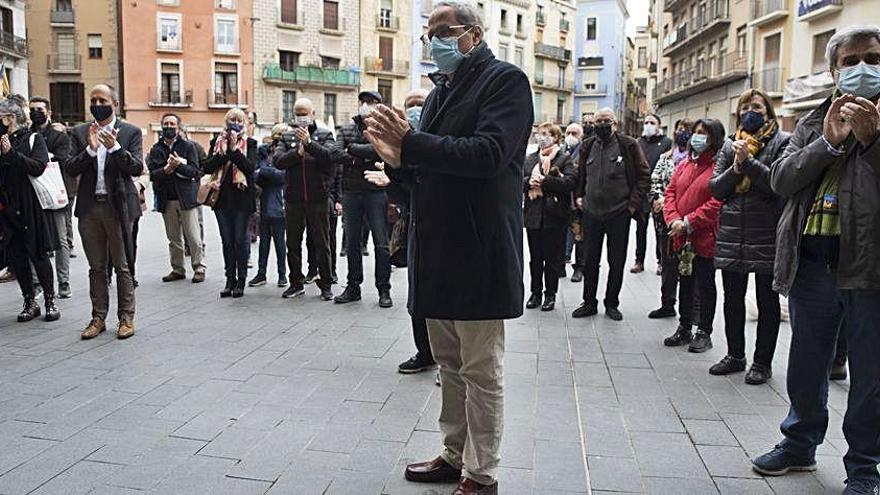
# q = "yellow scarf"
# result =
<box><xmin>733</xmin><ymin>120</ymin><xmax>777</xmax><ymax>193</ymax></box>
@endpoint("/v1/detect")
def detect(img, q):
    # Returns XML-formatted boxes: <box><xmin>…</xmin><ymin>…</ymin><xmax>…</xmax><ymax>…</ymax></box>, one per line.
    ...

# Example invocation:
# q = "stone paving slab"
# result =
<box><xmin>0</xmin><ymin>206</ymin><xmax>853</xmax><ymax>494</ymax></box>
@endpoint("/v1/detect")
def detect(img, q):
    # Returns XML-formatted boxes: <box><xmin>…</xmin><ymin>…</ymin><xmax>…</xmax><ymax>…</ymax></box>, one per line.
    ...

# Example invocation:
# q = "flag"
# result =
<box><xmin>0</xmin><ymin>64</ymin><xmax>9</xmax><ymax>97</ymax></box>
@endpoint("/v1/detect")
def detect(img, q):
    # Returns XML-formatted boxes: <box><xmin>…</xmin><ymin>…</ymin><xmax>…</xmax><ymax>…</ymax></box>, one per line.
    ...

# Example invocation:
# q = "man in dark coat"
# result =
<box><xmin>64</xmin><ymin>84</ymin><xmax>143</xmax><ymax>341</ymax></box>
<box><xmin>148</xmin><ymin>113</ymin><xmax>204</xmax><ymax>284</ymax></box>
<box><xmin>572</xmin><ymin>107</ymin><xmax>651</xmax><ymax>322</ymax></box>
<box><xmin>751</xmin><ymin>26</ymin><xmax>880</xmax><ymax>494</ymax></box>
<box><xmin>364</xmin><ymin>2</ymin><xmax>533</xmax><ymax>492</ymax></box>
<box><xmin>634</xmin><ymin>113</ymin><xmax>672</xmax><ymax>274</ymax></box>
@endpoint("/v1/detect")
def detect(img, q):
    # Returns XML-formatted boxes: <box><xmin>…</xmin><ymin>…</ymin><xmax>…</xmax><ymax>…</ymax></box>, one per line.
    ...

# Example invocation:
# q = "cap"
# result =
<box><xmin>358</xmin><ymin>91</ymin><xmax>383</xmax><ymax>104</ymax></box>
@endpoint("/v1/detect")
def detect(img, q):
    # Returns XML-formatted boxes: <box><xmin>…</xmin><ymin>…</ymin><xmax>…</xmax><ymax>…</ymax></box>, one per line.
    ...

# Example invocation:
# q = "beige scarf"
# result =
<box><xmin>528</xmin><ymin>144</ymin><xmax>560</xmax><ymax>200</ymax></box>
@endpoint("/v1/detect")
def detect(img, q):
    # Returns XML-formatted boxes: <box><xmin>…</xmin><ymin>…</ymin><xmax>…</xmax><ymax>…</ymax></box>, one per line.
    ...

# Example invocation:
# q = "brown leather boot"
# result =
<box><xmin>453</xmin><ymin>478</ymin><xmax>498</xmax><ymax>495</ymax></box>
<box><xmin>81</xmin><ymin>318</ymin><xmax>106</xmax><ymax>339</ymax></box>
<box><xmin>117</xmin><ymin>319</ymin><xmax>135</xmax><ymax>339</ymax></box>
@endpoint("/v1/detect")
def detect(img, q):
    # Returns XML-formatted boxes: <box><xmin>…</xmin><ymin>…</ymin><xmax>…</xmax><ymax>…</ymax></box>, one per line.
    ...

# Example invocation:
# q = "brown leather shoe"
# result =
<box><xmin>162</xmin><ymin>271</ymin><xmax>186</xmax><ymax>282</ymax></box>
<box><xmin>117</xmin><ymin>320</ymin><xmax>135</xmax><ymax>339</ymax></box>
<box><xmin>404</xmin><ymin>456</ymin><xmax>462</xmax><ymax>483</ymax></box>
<box><xmin>452</xmin><ymin>478</ymin><xmax>498</xmax><ymax>495</ymax></box>
<box><xmin>81</xmin><ymin>318</ymin><xmax>106</xmax><ymax>340</ymax></box>
<box><xmin>192</xmin><ymin>272</ymin><xmax>205</xmax><ymax>284</ymax></box>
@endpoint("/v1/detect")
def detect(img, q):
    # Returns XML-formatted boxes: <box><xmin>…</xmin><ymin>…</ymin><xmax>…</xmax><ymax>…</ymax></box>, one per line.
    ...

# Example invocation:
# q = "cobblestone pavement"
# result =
<box><xmin>0</xmin><ymin>208</ymin><xmax>852</xmax><ymax>494</ymax></box>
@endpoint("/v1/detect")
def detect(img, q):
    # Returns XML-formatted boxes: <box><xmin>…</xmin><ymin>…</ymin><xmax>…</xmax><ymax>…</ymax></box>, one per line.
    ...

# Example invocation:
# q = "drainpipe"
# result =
<box><xmin>116</xmin><ymin>0</ymin><xmax>126</xmax><ymax>117</ymax></box>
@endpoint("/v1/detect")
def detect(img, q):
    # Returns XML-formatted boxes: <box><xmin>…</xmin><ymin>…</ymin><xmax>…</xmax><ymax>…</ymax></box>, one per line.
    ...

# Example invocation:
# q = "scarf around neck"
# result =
<box><xmin>733</xmin><ymin>119</ymin><xmax>778</xmax><ymax>193</ymax></box>
<box><xmin>529</xmin><ymin>145</ymin><xmax>560</xmax><ymax>201</ymax></box>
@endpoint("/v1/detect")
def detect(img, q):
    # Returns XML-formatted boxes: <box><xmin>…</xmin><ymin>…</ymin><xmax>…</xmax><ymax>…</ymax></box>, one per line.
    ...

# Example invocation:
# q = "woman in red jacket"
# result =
<box><xmin>662</xmin><ymin>118</ymin><xmax>725</xmax><ymax>353</ymax></box>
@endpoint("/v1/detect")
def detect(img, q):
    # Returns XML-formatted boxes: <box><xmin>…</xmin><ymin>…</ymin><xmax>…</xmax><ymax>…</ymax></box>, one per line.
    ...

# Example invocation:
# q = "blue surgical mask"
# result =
<box><xmin>836</xmin><ymin>62</ymin><xmax>880</xmax><ymax>99</ymax></box>
<box><xmin>431</xmin><ymin>28</ymin><xmax>474</xmax><ymax>74</ymax></box>
<box><xmin>690</xmin><ymin>134</ymin><xmax>709</xmax><ymax>154</ymax></box>
<box><xmin>226</xmin><ymin>122</ymin><xmax>243</xmax><ymax>134</ymax></box>
<box><xmin>740</xmin><ymin>111</ymin><xmax>765</xmax><ymax>134</ymax></box>
<box><xmin>406</xmin><ymin>106</ymin><xmax>423</xmax><ymax>128</ymax></box>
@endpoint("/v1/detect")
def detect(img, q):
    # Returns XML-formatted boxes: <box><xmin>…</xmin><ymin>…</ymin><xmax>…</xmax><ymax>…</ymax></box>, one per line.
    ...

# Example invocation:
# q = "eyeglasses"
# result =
<box><xmin>420</xmin><ymin>25</ymin><xmax>472</xmax><ymax>47</ymax></box>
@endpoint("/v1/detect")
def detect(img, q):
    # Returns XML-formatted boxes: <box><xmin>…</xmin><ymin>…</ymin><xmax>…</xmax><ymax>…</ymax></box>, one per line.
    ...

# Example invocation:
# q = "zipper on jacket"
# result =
<box><xmin>302</xmin><ymin>157</ymin><xmax>309</xmax><ymax>202</ymax></box>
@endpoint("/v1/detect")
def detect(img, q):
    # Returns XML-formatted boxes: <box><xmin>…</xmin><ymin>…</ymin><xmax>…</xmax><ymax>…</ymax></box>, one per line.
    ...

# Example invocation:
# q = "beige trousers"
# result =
<box><xmin>427</xmin><ymin>318</ymin><xmax>505</xmax><ymax>485</ymax></box>
<box><xmin>162</xmin><ymin>200</ymin><xmax>205</xmax><ymax>276</ymax></box>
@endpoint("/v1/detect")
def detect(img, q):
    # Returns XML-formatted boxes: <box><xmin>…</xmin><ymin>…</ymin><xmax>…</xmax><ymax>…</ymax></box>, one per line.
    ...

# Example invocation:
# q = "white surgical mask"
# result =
<box><xmin>565</xmin><ymin>135</ymin><xmax>580</xmax><ymax>148</ymax></box>
<box><xmin>359</xmin><ymin>103</ymin><xmax>375</xmax><ymax>118</ymax></box>
<box><xmin>294</xmin><ymin>116</ymin><xmax>313</xmax><ymax>128</ymax></box>
<box><xmin>643</xmin><ymin>123</ymin><xmax>658</xmax><ymax>137</ymax></box>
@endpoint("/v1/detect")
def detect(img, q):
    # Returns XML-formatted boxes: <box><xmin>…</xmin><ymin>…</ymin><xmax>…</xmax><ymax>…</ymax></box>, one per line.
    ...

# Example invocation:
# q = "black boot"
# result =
<box><xmin>220</xmin><ymin>277</ymin><xmax>235</xmax><ymax>298</ymax></box>
<box><xmin>526</xmin><ymin>293</ymin><xmax>542</xmax><ymax>309</ymax></box>
<box><xmin>541</xmin><ymin>294</ymin><xmax>556</xmax><ymax>312</ymax></box>
<box><xmin>232</xmin><ymin>278</ymin><xmax>245</xmax><ymax>298</ymax></box>
<box><xmin>17</xmin><ymin>295</ymin><xmax>41</xmax><ymax>322</ymax></box>
<box><xmin>663</xmin><ymin>325</ymin><xmax>693</xmax><ymax>347</ymax></box>
<box><xmin>44</xmin><ymin>293</ymin><xmax>61</xmax><ymax>322</ymax></box>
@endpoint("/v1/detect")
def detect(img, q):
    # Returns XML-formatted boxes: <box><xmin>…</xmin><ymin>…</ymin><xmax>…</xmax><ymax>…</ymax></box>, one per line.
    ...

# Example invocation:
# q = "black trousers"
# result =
<box><xmin>581</xmin><ymin>210</ymin><xmax>631</xmax><ymax>308</ymax></box>
<box><xmin>527</xmin><ymin>227</ymin><xmax>567</xmax><ymax>296</ymax></box>
<box><xmin>836</xmin><ymin>318</ymin><xmax>848</xmax><ymax>360</ymax></box>
<box><xmin>9</xmin><ymin>237</ymin><xmax>54</xmax><ymax>298</ymax></box>
<box><xmin>655</xmin><ymin>212</ymin><xmax>678</xmax><ymax>308</ymax></box>
<box><xmin>679</xmin><ymin>255</ymin><xmax>717</xmax><ymax>333</ymax></box>
<box><xmin>634</xmin><ymin>210</ymin><xmax>650</xmax><ymax>264</ymax></box>
<box><xmin>412</xmin><ymin>316</ymin><xmax>434</xmax><ymax>364</ymax></box>
<box><xmin>721</xmin><ymin>270</ymin><xmax>780</xmax><ymax>366</ymax></box>
<box><xmin>308</xmin><ymin>200</ymin><xmax>338</xmax><ymax>278</ymax></box>
<box><xmin>286</xmin><ymin>201</ymin><xmax>331</xmax><ymax>290</ymax></box>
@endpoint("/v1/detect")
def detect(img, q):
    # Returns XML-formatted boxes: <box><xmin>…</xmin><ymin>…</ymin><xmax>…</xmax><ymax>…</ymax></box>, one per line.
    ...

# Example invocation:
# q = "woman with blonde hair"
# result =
<box><xmin>202</xmin><ymin>108</ymin><xmax>258</xmax><ymax>298</ymax></box>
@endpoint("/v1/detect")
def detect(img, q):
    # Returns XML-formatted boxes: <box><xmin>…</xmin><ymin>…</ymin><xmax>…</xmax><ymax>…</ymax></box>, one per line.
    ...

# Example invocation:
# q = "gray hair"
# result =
<box><xmin>0</xmin><ymin>98</ymin><xmax>26</xmax><ymax>125</ymax></box>
<box><xmin>596</xmin><ymin>107</ymin><xmax>617</xmax><ymax>122</ymax></box>
<box><xmin>826</xmin><ymin>25</ymin><xmax>880</xmax><ymax>69</ymax></box>
<box><xmin>433</xmin><ymin>1</ymin><xmax>483</xmax><ymax>26</ymax></box>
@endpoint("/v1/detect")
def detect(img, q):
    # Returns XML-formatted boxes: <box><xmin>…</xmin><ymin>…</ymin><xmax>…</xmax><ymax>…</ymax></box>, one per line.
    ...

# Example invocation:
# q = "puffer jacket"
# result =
<box><xmin>710</xmin><ymin>129</ymin><xmax>790</xmax><ymax>274</ymax></box>
<box><xmin>274</xmin><ymin>125</ymin><xmax>338</xmax><ymax>203</ymax></box>
<box><xmin>770</xmin><ymin>97</ymin><xmax>880</xmax><ymax>295</ymax></box>
<box><xmin>336</xmin><ymin>119</ymin><xmax>383</xmax><ymax>192</ymax></box>
<box><xmin>522</xmin><ymin>149</ymin><xmax>576</xmax><ymax>230</ymax></box>
<box><xmin>663</xmin><ymin>150</ymin><xmax>723</xmax><ymax>259</ymax></box>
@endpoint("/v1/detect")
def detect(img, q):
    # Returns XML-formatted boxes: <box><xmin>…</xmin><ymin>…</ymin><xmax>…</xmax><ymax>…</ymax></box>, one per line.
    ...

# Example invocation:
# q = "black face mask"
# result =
<box><xmin>583</xmin><ymin>124</ymin><xmax>595</xmax><ymax>138</ymax></box>
<box><xmin>595</xmin><ymin>123</ymin><xmax>613</xmax><ymax>141</ymax></box>
<box><xmin>161</xmin><ymin>127</ymin><xmax>178</xmax><ymax>141</ymax></box>
<box><xmin>0</xmin><ymin>121</ymin><xmax>8</xmax><ymax>136</ymax></box>
<box><xmin>30</xmin><ymin>110</ymin><xmax>48</xmax><ymax>128</ymax></box>
<box><xmin>90</xmin><ymin>104</ymin><xmax>113</xmax><ymax>122</ymax></box>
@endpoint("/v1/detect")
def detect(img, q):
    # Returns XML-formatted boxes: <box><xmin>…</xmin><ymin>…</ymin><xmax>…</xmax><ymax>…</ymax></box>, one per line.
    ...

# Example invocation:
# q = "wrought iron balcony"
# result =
<box><xmin>208</xmin><ymin>90</ymin><xmax>249</xmax><ymax>108</ymax></box>
<box><xmin>0</xmin><ymin>31</ymin><xmax>28</xmax><ymax>59</ymax></box>
<box><xmin>535</xmin><ymin>42</ymin><xmax>572</xmax><ymax>63</ymax></box>
<box><xmin>560</xmin><ymin>19</ymin><xmax>571</xmax><ymax>32</ymax></box>
<box><xmin>654</xmin><ymin>52</ymin><xmax>747</xmax><ymax>103</ymax></box>
<box><xmin>50</xmin><ymin>10</ymin><xmax>75</xmax><ymax>25</ymax></box>
<box><xmin>148</xmin><ymin>87</ymin><xmax>194</xmax><ymax>107</ymax></box>
<box><xmin>749</xmin><ymin>0</ymin><xmax>789</xmax><ymax>26</ymax></box>
<box><xmin>47</xmin><ymin>54</ymin><xmax>80</xmax><ymax>73</ymax></box>
<box><xmin>263</xmin><ymin>63</ymin><xmax>361</xmax><ymax>89</ymax></box>
<box><xmin>756</xmin><ymin>66</ymin><xmax>784</xmax><ymax>94</ymax></box>
<box><xmin>364</xmin><ymin>57</ymin><xmax>410</xmax><ymax>77</ymax></box>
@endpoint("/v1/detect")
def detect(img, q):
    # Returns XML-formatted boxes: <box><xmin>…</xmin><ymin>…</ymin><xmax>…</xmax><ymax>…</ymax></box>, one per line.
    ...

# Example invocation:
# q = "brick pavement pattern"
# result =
<box><xmin>0</xmin><ymin>209</ymin><xmax>852</xmax><ymax>494</ymax></box>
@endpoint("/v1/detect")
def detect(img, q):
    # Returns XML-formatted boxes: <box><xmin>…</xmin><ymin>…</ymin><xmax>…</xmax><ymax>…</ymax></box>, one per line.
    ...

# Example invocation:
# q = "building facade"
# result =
<box><xmin>27</xmin><ymin>0</ymin><xmax>118</xmax><ymax>126</ymax></box>
<box><xmin>0</xmin><ymin>1</ymin><xmax>28</xmax><ymax>100</ymax></box>
<box><xmin>574</xmin><ymin>0</ymin><xmax>629</xmax><ymax>122</ymax></box>
<box><xmin>532</xmin><ymin>0</ymin><xmax>576</xmax><ymax>125</ymax></box>
<box><xmin>252</xmin><ymin>0</ymin><xmax>360</xmax><ymax>132</ymax></box>
<box><xmin>119</xmin><ymin>0</ymin><xmax>254</xmax><ymax>148</ymax></box>
<box><xmin>628</xmin><ymin>26</ymin><xmax>653</xmax><ymax>131</ymax></box>
<box><xmin>410</xmin><ymin>0</ymin><xmax>436</xmax><ymax>90</ymax></box>
<box><xmin>360</xmin><ymin>0</ymin><xmax>411</xmax><ymax>107</ymax></box>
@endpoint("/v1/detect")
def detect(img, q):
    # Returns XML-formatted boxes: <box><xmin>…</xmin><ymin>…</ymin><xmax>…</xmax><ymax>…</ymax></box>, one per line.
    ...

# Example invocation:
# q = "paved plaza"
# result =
<box><xmin>0</xmin><ymin>209</ymin><xmax>854</xmax><ymax>494</ymax></box>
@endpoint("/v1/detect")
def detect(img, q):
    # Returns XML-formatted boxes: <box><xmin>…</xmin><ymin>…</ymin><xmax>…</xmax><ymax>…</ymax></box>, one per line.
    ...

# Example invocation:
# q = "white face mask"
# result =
<box><xmin>565</xmin><ymin>135</ymin><xmax>580</xmax><ymax>148</ymax></box>
<box><xmin>358</xmin><ymin>103</ymin><xmax>375</xmax><ymax>118</ymax></box>
<box><xmin>294</xmin><ymin>116</ymin><xmax>313</xmax><ymax>128</ymax></box>
<box><xmin>643</xmin><ymin>123</ymin><xmax>658</xmax><ymax>137</ymax></box>
<box><xmin>536</xmin><ymin>135</ymin><xmax>554</xmax><ymax>149</ymax></box>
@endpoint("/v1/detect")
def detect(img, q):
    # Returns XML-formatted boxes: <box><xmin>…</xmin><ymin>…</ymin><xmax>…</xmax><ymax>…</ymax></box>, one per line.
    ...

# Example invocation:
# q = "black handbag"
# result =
<box><xmin>389</xmin><ymin>211</ymin><xmax>409</xmax><ymax>268</ymax></box>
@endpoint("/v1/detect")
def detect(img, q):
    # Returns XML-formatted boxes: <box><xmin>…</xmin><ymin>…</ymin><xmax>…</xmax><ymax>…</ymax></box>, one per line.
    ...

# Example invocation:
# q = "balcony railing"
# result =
<box><xmin>750</xmin><ymin>0</ymin><xmax>788</xmax><ymax>22</ymax></box>
<box><xmin>50</xmin><ymin>9</ymin><xmax>75</xmax><ymax>25</ymax></box>
<box><xmin>0</xmin><ymin>31</ymin><xmax>28</xmax><ymax>59</ymax></box>
<box><xmin>262</xmin><ymin>63</ymin><xmax>361</xmax><ymax>88</ymax></box>
<box><xmin>208</xmin><ymin>90</ymin><xmax>249</xmax><ymax>107</ymax></box>
<box><xmin>364</xmin><ymin>56</ymin><xmax>410</xmax><ymax>76</ymax></box>
<box><xmin>757</xmin><ymin>66</ymin><xmax>784</xmax><ymax>94</ymax></box>
<box><xmin>536</xmin><ymin>11</ymin><xmax>546</xmax><ymax>26</ymax></box>
<box><xmin>664</xmin><ymin>1</ymin><xmax>729</xmax><ymax>55</ymax></box>
<box><xmin>535</xmin><ymin>42</ymin><xmax>572</xmax><ymax>62</ymax></box>
<box><xmin>148</xmin><ymin>87</ymin><xmax>194</xmax><ymax>107</ymax></box>
<box><xmin>214</xmin><ymin>37</ymin><xmax>240</xmax><ymax>54</ymax></box>
<box><xmin>654</xmin><ymin>53</ymin><xmax>747</xmax><ymax>101</ymax></box>
<box><xmin>47</xmin><ymin>54</ymin><xmax>80</xmax><ymax>72</ymax></box>
<box><xmin>580</xmin><ymin>84</ymin><xmax>609</xmax><ymax>95</ymax></box>
<box><xmin>578</xmin><ymin>56</ymin><xmax>604</xmax><ymax>67</ymax></box>
<box><xmin>534</xmin><ymin>75</ymin><xmax>574</xmax><ymax>90</ymax></box>
<box><xmin>377</xmin><ymin>14</ymin><xmax>399</xmax><ymax>31</ymax></box>
<box><xmin>560</xmin><ymin>19</ymin><xmax>571</xmax><ymax>32</ymax></box>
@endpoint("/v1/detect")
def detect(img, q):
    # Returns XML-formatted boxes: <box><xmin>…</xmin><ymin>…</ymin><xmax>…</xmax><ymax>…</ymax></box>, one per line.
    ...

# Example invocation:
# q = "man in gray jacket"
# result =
<box><xmin>751</xmin><ymin>25</ymin><xmax>880</xmax><ymax>495</ymax></box>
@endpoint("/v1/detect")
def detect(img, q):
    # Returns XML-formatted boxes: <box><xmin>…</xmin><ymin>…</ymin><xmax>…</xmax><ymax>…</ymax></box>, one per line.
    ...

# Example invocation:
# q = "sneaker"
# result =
<box><xmin>162</xmin><ymin>271</ymin><xmax>186</xmax><ymax>283</ymax></box>
<box><xmin>70</xmin><ymin>251</ymin><xmax>77</xmax><ymax>258</ymax></box>
<box><xmin>304</xmin><ymin>272</ymin><xmax>319</xmax><ymax>284</ymax></box>
<box><xmin>688</xmin><ymin>331</ymin><xmax>713</xmax><ymax>353</ymax></box>
<box><xmin>526</xmin><ymin>293</ymin><xmax>541</xmax><ymax>309</ymax></box>
<box><xmin>570</xmin><ymin>268</ymin><xmax>584</xmax><ymax>283</ymax></box>
<box><xmin>398</xmin><ymin>356</ymin><xmax>438</xmax><ymax>374</ymax></box>
<box><xmin>58</xmin><ymin>282</ymin><xmax>72</xmax><ymax>299</ymax></box>
<box><xmin>572</xmin><ymin>303</ymin><xmax>598</xmax><ymax>318</ymax></box>
<box><xmin>630</xmin><ymin>262</ymin><xmax>644</xmax><ymax>274</ymax></box>
<box><xmin>277</xmin><ymin>277</ymin><xmax>289</xmax><ymax>288</ymax></box>
<box><xmin>709</xmin><ymin>355</ymin><xmax>747</xmax><ymax>376</ymax></box>
<box><xmin>320</xmin><ymin>288</ymin><xmax>334</xmax><ymax>301</ymax></box>
<box><xmin>334</xmin><ymin>286</ymin><xmax>361</xmax><ymax>304</ymax></box>
<box><xmin>745</xmin><ymin>363</ymin><xmax>773</xmax><ymax>385</ymax></box>
<box><xmin>830</xmin><ymin>355</ymin><xmax>848</xmax><ymax>381</ymax></box>
<box><xmin>751</xmin><ymin>445</ymin><xmax>817</xmax><ymax>476</ymax></box>
<box><xmin>379</xmin><ymin>290</ymin><xmax>393</xmax><ymax>308</ymax></box>
<box><xmin>648</xmin><ymin>306</ymin><xmax>677</xmax><ymax>319</ymax></box>
<box><xmin>843</xmin><ymin>479</ymin><xmax>880</xmax><ymax>495</ymax></box>
<box><xmin>248</xmin><ymin>274</ymin><xmax>267</xmax><ymax>287</ymax></box>
<box><xmin>606</xmin><ymin>307</ymin><xmax>623</xmax><ymax>321</ymax></box>
<box><xmin>282</xmin><ymin>284</ymin><xmax>305</xmax><ymax>298</ymax></box>
<box><xmin>664</xmin><ymin>325</ymin><xmax>693</xmax><ymax>347</ymax></box>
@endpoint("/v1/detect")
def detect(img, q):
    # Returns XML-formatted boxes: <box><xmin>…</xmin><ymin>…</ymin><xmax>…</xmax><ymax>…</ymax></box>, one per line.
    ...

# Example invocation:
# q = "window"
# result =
<box><xmin>516</xmin><ymin>14</ymin><xmax>523</xmax><ymax>33</ymax></box>
<box><xmin>281</xmin><ymin>0</ymin><xmax>298</xmax><ymax>24</ymax></box>
<box><xmin>160</xmin><ymin>63</ymin><xmax>181</xmax><ymax>103</ymax></box>
<box><xmin>498</xmin><ymin>43</ymin><xmax>509</xmax><ymax>62</ymax></box>
<box><xmin>214</xmin><ymin>62</ymin><xmax>238</xmax><ymax>104</ymax></box>
<box><xmin>708</xmin><ymin>42</ymin><xmax>716</xmax><ymax>75</ymax></box>
<box><xmin>812</xmin><ymin>29</ymin><xmax>835</xmax><ymax>74</ymax></box>
<box><xmin>56</xmin><ymin>0</ymin><xmax>73</xmax><ymax>10</ymax></box>
<box><xmin>500</xmin><ymin>9</ymin><xmax>508</xmax><ymax>31</ymax></box>
<box><xmin>737</xmin><ymin>28</ymin><xmax>747</xmax><ymax>59</ymax></box>
<box><xmin>380</xmin><ymin>0</ymin><xmax>393</xmax><ymax>28</ymax></box>
<box><xmin>279</xmin><ymin>50</ymin><xmax>299</xmax><ymax>71</ymax></box>
<box><xmin>535</xmin><ymin>58</ymin><xmax>544</xmax><ymax>84</ymax></box>
<box><xmin>556</xmin><ymin>99</ymin><xmax>565</xmax><ymax>124</ymax></box>
<box><xmin>583</xmin><ymin>69</ymin><xmax>599</xmax><ymax>90</ymax></box>
<box><xmin>586</xmin><ymin>18</ymin><xmax>597</xmax><ymax>41</ymax></box>
<box><xmin>282</xmin><ymin>90</ymin><xmax>296</xmax><ymax>122</ymax></box>
<box><xmin>321</xmin><ymin>56</ymin><xmax>340</xmax><ymax>69</ymax></box>
<box><xmin>377</xmin><ymin>79</ymin><xmax>393</xmax><ymax>105</ymax></box>
<box><xmin>514</xmin><ymin>46</ymin><xmax>524</xmax><ymax>67</ymax></box>
<box><xmin>157</xmin><ymin>15</ymin><xmax>181</xmax><ymax>50</ymax></box>
<box><xmin>88</xmin><ymin>34</ymin><xmax>103</xmax><ymax>59</ymax></box>
<box><xmin>49</xmin><ymin>82</ymin><xmax>84</xmax><ymax>123</ymax></box>
<box><xmin>323</xmin><ymin>0</ymin><xmax>339</xmax><ymax>30</ymax></box>
<box><xmin>215</xmin><ymin>0</ymin><xmax>235</xmax><ymax>8</ymax></box>
<box><xmin>379</xmin><ymin>36</ymin><xmax>393</xmax><ymax>71</ymax></box>
<box><xmin>215</xmin><ymin>17</ymin><xmax>237</xmax><ymax>53</ymax></box>
<box><xmin>638</xmin><ymin>46</ymin><xmax>647</xmax><ymax>68</ymax></box>
<box><xmin>764</xmin><ymin>33</ymin><xmax>781</xmax><ymax>67</ymax></box>
<box><xmin>557</xmin><ymin>66</ymin><xmax>565</xmax><ymax>87</ymax></box>
<box><xmin>534</xmin><ymin>92</ymin><xmax>542</xmax><ymax>119</ymax></box>
<box><xmin>324</xmin><ymin>93</ymin><xmax>337</xmax><ymax>123</ymax></box>
<box><xmin>54</xmin><ymin>32</ymin><xmax>76</xmax><ymax>70</ymax></box>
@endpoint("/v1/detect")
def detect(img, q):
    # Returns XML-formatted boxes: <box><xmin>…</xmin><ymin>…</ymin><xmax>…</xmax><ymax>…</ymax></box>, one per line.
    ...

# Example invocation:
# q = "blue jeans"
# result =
<box><xmin>214</xmin><ymin>209</ymin><xmax>251</xmax><ymax>281</ymax></box>
<box><xmin>343</xmin><ymin>191</ymin><xmax>390</xmax><ymax>291</ymax></box>
<box><xmin>258</xmin><ymin>216</ymin><xmax>286</xmax><ymax>280</ymax></box>
<box><xmin>780</xmin><ymin>237</ymin><xmax>880</xmax><ymax>484</ymax></box>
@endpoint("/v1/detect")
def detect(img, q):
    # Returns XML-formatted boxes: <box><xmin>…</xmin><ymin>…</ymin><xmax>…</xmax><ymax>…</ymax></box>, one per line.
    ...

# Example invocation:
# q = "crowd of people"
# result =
<box><xmin>0</xmin><ymin>1</ymin><xmax>877</xmax><ymax>492</ymax></box>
